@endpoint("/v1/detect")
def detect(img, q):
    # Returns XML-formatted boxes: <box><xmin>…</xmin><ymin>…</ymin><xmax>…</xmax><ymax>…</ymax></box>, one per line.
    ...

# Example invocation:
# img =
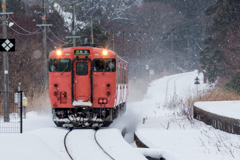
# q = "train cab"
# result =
<box><xmin>48</xmin><ymin>46</ymin><xmax>128</xmax><ymax>127</ymax></box>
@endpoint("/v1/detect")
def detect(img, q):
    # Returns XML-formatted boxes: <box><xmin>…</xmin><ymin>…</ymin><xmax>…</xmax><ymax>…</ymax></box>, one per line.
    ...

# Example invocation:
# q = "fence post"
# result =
<box><xmin>20</xmin><ymin>91</ymin><xmax>23</xmax><ymax>134</ymax></box>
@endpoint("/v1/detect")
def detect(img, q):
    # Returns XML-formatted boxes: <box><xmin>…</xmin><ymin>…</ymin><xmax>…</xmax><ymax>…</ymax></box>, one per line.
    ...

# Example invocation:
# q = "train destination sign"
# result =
<box><xmin>0</xmin><ymin>39</ymin><xmax>15</xmax><ymax>52</ymax></box>
<box><xmin>74</xmin><ymin>49</ymin><xmax>90</xmax><ymax>55</ymax></box>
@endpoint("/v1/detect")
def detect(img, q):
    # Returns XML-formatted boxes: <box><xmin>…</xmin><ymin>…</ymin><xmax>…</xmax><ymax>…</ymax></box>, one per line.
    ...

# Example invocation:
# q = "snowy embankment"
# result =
<box><xmin>194</xmin><ymin>101</ymin><xmax>240</xmax><ymax>135</ymax></box>
<box><xmin>195</xmin><ymin>101</ymin><xmax>240</xmax><ymax>119</ymax></box>
<box><xmin>112</xmin><ymin>70</ymin><xmax>240</xmax><ymax>160</ymax></box>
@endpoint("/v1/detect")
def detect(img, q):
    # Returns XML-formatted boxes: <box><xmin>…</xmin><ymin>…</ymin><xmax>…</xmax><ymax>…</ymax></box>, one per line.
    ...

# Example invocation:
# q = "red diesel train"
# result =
<box><xmin>49</xmin><ymin>46</ymin><xmax>128</xmax><ymax>128</ymax></box>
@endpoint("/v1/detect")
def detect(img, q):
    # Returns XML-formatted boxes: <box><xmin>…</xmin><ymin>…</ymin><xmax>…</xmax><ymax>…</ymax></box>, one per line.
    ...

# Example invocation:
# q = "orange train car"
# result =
<box><xmin>49</xmin><ymin>46</ymin><xmax>128</xmax><ymax>127</ymax></box>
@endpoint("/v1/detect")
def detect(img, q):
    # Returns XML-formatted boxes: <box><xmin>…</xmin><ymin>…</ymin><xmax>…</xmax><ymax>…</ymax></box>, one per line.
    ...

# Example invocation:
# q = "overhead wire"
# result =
<box><xmin>8</xmin><ymin>16</ymin><xmax>40</xmax><ymax>34</ymax></box>
<box><xmin>38</xmin><ymin>26</ymin><xmax>60</xmax><ymax>46</ymax></box>
<box><xmin>9</xmin><ymin>27</ymin><xmax>41</xmax><ymax>36</ymax></box>
<box><xmin>47</xmin><ymin>27</ymin><xmax>65</xmax><ymax>43</ymax></box>
<box><xmin>41</xmin><ymin>27</ymin><xmax>81</xmax><ymax>47</ymax></box>
<box><xmin>46</xmin><ymin>35</ymin><xmax>61</xmax><ymax>46</ymax></box>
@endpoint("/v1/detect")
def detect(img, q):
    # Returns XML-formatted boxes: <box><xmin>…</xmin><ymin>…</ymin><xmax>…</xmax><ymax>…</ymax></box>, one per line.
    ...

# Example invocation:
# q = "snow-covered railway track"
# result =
<box><xmin>94</xmin><ymin>129</ymin><xmax>115</xmax><ymax>160</ymax></box>
<box><xmin>165</xmin><ymin>75</ymin><xmax>183</xmax><ymax>100</ymax></box>
<box><xmin>64</xmin><ymin>129</ymin><xmax>74</xmax><ymax>160</ymax></box>
<box><xmin>64</xmin><ymin>128</ymin><xmax>114</xmax><ymax>160</ymax></box>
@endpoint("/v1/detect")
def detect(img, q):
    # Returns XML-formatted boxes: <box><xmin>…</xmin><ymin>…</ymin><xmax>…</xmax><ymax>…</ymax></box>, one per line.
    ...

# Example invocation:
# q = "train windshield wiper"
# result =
<box><xmin>61</xmin><ymin>64</ymin><xmax>68</xmax><ymax>75</ymax></box>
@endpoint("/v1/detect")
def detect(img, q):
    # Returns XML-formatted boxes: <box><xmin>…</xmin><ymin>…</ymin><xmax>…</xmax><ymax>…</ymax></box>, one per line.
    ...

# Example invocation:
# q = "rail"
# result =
<box><xmin>64</xmin><ymin>128</ymin><xmax>115</xmax><ymax>160</ymax></box>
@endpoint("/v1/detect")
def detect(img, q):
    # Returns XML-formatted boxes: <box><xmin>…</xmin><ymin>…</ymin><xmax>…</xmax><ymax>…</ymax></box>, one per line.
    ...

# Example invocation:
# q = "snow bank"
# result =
<box><xmin>130</xmin><ymin>71</ymin><xmax>240</xmax><ymax>160</ymax></box>
<box><xmin>0</xmin><ymin>134</ymin><xmax>63</xmax><ymax>160</ymax></box>
<box><xmin>135</xmin><ymin>148</ymin><xmax>178</xmax><ymax>160</ymax></box>
<box><xmin>194</xmin><ymin>101</ymin><xmax>240</xmax><ymax>119</ymax></box>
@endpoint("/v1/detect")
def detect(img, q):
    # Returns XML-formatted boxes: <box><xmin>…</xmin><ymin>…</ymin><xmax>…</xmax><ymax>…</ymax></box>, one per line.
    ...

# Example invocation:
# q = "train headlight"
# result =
<box><xmin>103</xmin><ymin>99</ymin><xmax>107</xmax><ymax>104</ymax></box>
<box><xmin>103</xmin><ymin>50</ymin><xmax>108</xmax><ymax>55</ymax></box>
<box><xmin>57</xmin><ymin>50</ymin><xmax>62</xmax><ymax>55</ymax></box>
<box><xmin>99</xmin><ymin>99</ymin><xmax>103</xmax><ymax>104</ymax></box>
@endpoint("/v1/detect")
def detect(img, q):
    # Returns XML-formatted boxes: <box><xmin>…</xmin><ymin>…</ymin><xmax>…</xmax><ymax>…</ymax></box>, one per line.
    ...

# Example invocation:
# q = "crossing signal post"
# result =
<box><xmin>195</xmin><ymin>77</ymin><xmax>200</xmax><ymax>99</ymax></box>
<box><xmin>0</xmin><ymin>38</ymin><xmax>15</xmax><ymax>123</ymax></box>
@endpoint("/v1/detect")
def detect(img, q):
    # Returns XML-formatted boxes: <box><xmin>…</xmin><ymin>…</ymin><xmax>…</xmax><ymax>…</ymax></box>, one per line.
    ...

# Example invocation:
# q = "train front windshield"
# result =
<box><xmin>49</xmin><ymin>59</ymin><xmax>71</xmax><ymax>72</ymax></box>
<box><xmin>93</xmin><ymin>59</ymin><xmax>116</xmax><ymax>72</ymax></box>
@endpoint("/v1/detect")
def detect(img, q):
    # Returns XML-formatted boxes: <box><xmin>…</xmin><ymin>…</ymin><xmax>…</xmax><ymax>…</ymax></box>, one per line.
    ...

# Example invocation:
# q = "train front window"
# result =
<box><xmin>93</xmin><ymin>59</ymin><xmax>116</xmax><ymax>72</ymax></box>
<box><xmin>76</xmin><ymin>62</ymin><xmax>88</xmax><ymax>75</ymax></box>
<box><xmin>49</xmin><ymin>59</ymin><xmax>71</xmax><ymax>72</ymax></box>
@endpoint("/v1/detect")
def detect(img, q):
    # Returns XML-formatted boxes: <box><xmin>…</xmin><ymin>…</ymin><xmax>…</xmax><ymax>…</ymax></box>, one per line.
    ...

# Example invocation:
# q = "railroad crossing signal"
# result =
<box><xmin>195</xmin><ymin>77</ymin><xmax>200</xmax><ymax>85</ymax></box>
<box><xmin>0</xmin><ymin>39</ymin><xmax>15</xmax><ymax>52</ymax></box>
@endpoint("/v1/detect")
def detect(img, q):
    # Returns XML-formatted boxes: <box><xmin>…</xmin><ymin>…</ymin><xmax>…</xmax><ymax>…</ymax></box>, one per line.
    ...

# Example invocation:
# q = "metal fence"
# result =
<box><xmin>0</xmin><ymin>91</ymin><xmax>22</xmax><ymax>133</ymax></box>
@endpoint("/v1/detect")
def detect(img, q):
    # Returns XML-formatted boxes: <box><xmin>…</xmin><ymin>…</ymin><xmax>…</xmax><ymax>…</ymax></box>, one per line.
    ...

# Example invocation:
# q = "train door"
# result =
<box><xmin>72</xmin><ymin>60</ymin><xmax>92</xmax><ymax>106</ymax></box>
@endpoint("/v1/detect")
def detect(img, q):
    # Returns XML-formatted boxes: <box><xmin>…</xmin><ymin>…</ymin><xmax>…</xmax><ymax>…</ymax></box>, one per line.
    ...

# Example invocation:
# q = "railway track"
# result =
<box><xmin>64</xmin><ymin>129</ymin><xmax>115</xmax><ymax>160</ymax></box>
<box><xmin>129</xmin><ymin>74</ymin><xmax>186</xmax><ymax>110</ymax></box>
<box><xmin>64</xmin><ymin>129</ymin><xmax>74</xmax><ymax>160</ymax></box>
<box><xmin>94</xmin><ymin>129</ymin><xmax>115</xmax><ymax>160</ymax></box>
<box><xmin>165</xmin><ymin>75</ymin><xmax>183</xmax><ymax>101</ymax></box>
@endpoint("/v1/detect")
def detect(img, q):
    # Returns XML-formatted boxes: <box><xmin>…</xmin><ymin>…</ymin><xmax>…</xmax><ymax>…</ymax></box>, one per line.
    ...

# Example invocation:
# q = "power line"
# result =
<box><xmin>39</xmin><ymin>26</ymin><xmax>62</xmax><ymax>46</ymax></box>
<box><xmin>9</xmin><ymin>27</ymin><xmax>40</xmax><ymax>35</ymax></box>
<box><xmin>9</xmin><ymin>16</ymin><xmax>40</xmax><ymax>34</ymax></box>
<box><xmin>47</xmin><ymin>27</ymin><xmax>65</xmax><ymax>42</ymax></box>
<box><xmin>46</xmin><ymin>35</ymin><xmax>61</xmax><ymax>45</ymax></box>
<box><xmin>44</xmin><ymin>27</ymin><xmax>80</xmax><ymax>46</ymax></box>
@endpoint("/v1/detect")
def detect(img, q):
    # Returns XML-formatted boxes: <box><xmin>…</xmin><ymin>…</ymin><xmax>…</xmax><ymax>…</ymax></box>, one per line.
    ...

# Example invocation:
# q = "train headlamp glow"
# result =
<box><xmin>57</xmin><ymin>50</ymin><xmax>62</xmax><ymax>55</ymax></box>
<box><xmin>103</xmin><ymin>50</ymin><xmax>108</xmax><ymax>55</ymax></box>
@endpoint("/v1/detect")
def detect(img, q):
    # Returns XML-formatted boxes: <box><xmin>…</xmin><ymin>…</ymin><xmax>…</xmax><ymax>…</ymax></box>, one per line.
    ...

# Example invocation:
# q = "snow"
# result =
<box><xmin>53</xmin><ymin>3</ymin><xmax>84</xmax><ymax>30</ymax></box>
<box><xmin>135</xmin><ymin>148</ymin><xmax>178</xmax><ymax>160</ymax></box>
<box><xmin>195</xmin><ymin>101</ymin><xmax>240</xmax><ymax>119</ymax></box>
<box><xmin>135</xmin><ymin>118</ymin><xmax>240</xmax><ymax>160</ymax></box>
<box><xmin>0</xmin><ymin>134</ymin><xmax>63</xmax><ymax>160</ymax></box>
<box><xmin>0</xmin><ymin>111</ymin><xmax>148</xmax><ymax>160</ymax></box>
<box><xmin>112</xmin><ymin>70</ymin><xmax>240</xmax><ymax>160</ymax></box>
<box><xmin>72</xmin><ymin>100</ymin><xmax>92</xmax><ymax>106</ymax></box>
<box><xmin>1</xmin><ymin>70</ymin><xmax>240</xmax><ymax>160</ymax></box>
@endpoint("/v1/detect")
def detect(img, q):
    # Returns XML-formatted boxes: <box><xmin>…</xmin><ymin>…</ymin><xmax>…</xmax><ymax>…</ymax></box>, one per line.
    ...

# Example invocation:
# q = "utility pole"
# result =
<box><xmin>133</xmin><ymin>39</ymin><xmax>139</xmax><ymax>77</ymax></box>
<box><xmin>2</xmin><ymin>0</ymin><xmax>9</xmax><ymax>122</ymax></box>
<box><xmin>72</xmin><ymin>4</ymin><xmax>76</xmax><ymax>47</ymax></box>
<box><xmin>37</xmin><ymin>0</ymin><xmax>52</xmax><ymax>88</ymax></box>
<box><xmin>171</xmin><ymin>33</ymin><xmax>174</xmax><ymax>75</ymax></box>
<box><xmin>90</xmin><ymin>16</ymin><xmax>94</xmax><ymax>45</ymax></box>
<box><xmin>112</xmin><ymin>30</ymin><xmax>114</xmax><ymax>51</ymax></box>
<box><xmin>1</xmin><ymin>1</ymin><xmax>13</xmax><ymax>122</ymax></box>
<box><xmin>122</xmin><ymin>31</ymin><xmax>125</xmax><ymax>56</ymax></box>
<box><xmin>134</xmin><ymin>40</ymin><xmax>136</xmax><ymax>78</ymax></box>
<box><xmin>139</xmin><ymin>31</ymin><xmax>142</xmax><ymax>77</ymax></box>
<box><xmin>42</xmin><ymin>0</ymin><xmax>47</xmax><ymax>88</ymax></box>
<box><xmin>65</xmin><ymin>1</ymin><xmax>80</xmax><ymax>46</ymax></box>
<box><xmin>187</xmin><ymin>33</ymin><xmax>189</xmax><ymax>67</ymax></box>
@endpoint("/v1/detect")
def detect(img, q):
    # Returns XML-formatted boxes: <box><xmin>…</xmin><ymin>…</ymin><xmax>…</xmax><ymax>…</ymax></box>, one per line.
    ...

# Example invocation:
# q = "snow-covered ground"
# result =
<box><xmin>195</xmin><ymin>101</ymin><xmax>240</xmax><ymax>119</ymax></box>
<box><xmin>112</xmin><ymin>70</ymin><xmax>240</xmax><ymax>160</ymax></box>
<box><xmin>1</xmin><ymin>70</ymin><xmax>240</xmax><ymax>160</ymax></box>
<box><xmin>0</xmin><ymin>113</ymin><xmax>148</xmax><ymax>160</ymax></box>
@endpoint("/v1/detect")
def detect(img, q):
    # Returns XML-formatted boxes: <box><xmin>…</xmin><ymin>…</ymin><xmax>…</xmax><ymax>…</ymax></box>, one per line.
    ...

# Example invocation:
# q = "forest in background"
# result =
<box><xmin>0</xmin><ymin>0</ymin><xmax>239</xmax><ymax>95</ymax></box>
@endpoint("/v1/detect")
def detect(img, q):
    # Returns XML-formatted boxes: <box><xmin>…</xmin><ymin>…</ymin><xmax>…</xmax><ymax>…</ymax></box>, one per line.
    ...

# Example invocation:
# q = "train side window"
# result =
<box><xmin>124</xmin><ymin>68</ymin><xmax>126</xmax><ymax>84</ymax></box>
<box><xmin>49</xmin><ymin>59</ymin><xmax>71</xmax><ymax>72</ymax></box>
<box><xmin>76</xmin><ymin>62</ymin><xmax>88</xmax><ymax>75</ymax></box>
<box><xmin>121</xmin><ymin>67</ymin><xmax>124</xmax><ymax>84</ymax></box>
<box><xmin>93</xmin><ymin>59</ymin><xmax>116</xmax><ymax>72</ymax></box>
<box><xmin>126</xmin><ymin>69</ymin><xmax>128</xmax><ymax>84</ymax></box>
<box><xmin>118</xmin><ymin>66</ymin><xmax>120</xmax><ymax>84</ymax></box>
